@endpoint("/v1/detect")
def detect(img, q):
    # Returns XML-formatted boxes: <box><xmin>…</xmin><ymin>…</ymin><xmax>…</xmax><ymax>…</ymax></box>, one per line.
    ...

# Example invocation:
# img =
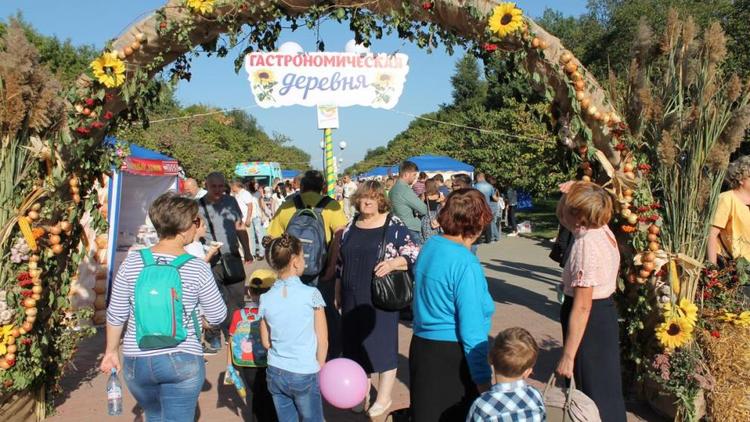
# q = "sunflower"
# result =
<box><xmin>90</xmin><ymin>52</ymin><xmax>126</xmax><ymax>88</ymax></box>
<box><xmin>655</xmin><ymin>316</ymin><xmax>693</xmax><ymax>350</ymax></box>
<box><xmin>664</xmin><ymin>298</ymin><xmax>698</xmax><ymax>327</ymax></box>
<box><xmin>488</xmin><ymin>2</ymin><xmax>525</xmax><ymax>38</ymax></box>
<box><xmin>252</xmin><ymin>69</ymin><xmax>275</xmax><ymax>86</ymax></box>
<box><xmin>0</xmin><ymin>324</ymin><xmax>13</xmax><ymax>356</ymax></box>
<box><xmin>374</xmin><ymin>73</ymin><xmax>393</xmax><ymax>87</ymax></box>
<box><xmin>737</xmin><ymin>311</ymin><xmax>750</xmax><ymax>327</ymax></box>
<box><xmin>186</xmin><ymin>0</ymin><xmax>214</xmax><ymax>15</ymax></box>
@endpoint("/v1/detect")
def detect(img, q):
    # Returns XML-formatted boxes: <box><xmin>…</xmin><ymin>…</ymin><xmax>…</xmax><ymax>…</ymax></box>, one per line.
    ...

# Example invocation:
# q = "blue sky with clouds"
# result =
<box><xmin>1</xmin><ymin>1</ymin><xmax>587</xmax><ymax>169</ymax></box>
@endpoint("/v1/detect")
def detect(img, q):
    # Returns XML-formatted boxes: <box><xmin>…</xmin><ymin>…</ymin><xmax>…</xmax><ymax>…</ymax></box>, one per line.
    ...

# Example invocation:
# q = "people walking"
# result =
<box><xmin>183</xmin><ymin>177</ymin><xmax>207</xmax><ymax>199</ymax></box>
<box><xmin>335</xmin><ymin>180</ymin><xmax>420</xmax><ymax>417</ymax></box>
<box><xmin>101</xmin><ymin>192</ymin><xmax>227</xmax><ymax>421</ymax></box>
<box><xmin>410</xmin><ymin>188</ymin><xmax>495</xmax><ymax>422</ymax></box>
<box><xmin>227</xmin><ymin>269</ymin><xmax>278</xmax><ymax>422</ymax></box>
<box><xmin>259</xmin><ymin>234</ymin><xmax>328</xmax><ymax>422</ymax></box>
<box><xmin>342</xmin><ymin>175</ymin><xmax>358</xmax><ymax>221</ymax></box>
<box><xmin>267</xmin><ymin>170</ymin><xmax>347</xmax><ymax>358</ymax></box>
<box><xmin>506</xmin><ymin>186</ymin><xmax>519</xmax><ymax>236</ymax></box>
<box><xmin>231</xmin><ymin>179</ymin><xmax>265</xmax><ymax>260</ymax></box>
<box><xmin>555</xmin><ymin>181</ymin><xmax>626</xmax><ymax>422</ymax></box>
<box><xmin>389</xmin><ymin>161</ymin><xmax>428</xmax><ymax>245</ymax></box>
<box><xmin>199</xmin><ymin>172</ymin><xmax>254</xmax><ymax>346</ymax></box>
<box><xmin>421</xmin><ymin>178</ymin><xmax>443</xmax><ymax>241</ymax></box>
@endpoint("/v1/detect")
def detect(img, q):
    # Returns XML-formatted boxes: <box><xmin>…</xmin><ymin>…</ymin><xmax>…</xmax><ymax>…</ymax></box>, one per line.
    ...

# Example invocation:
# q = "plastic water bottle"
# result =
<box><xmin>106</xmin><ymin>368</ymin><xmax>123</xmax><ymax>416</ymax></box>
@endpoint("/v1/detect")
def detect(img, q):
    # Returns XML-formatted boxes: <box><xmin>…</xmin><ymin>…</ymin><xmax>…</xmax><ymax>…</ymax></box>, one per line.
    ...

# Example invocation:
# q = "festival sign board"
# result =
<box><xmin>317</xmin><ymin>105</ymin><xmax>339</xmax><ymax>129</ymax></box>
<box><xmin>244</xmin><ymin>52</ymin><xmax>410</xmax><ymax>109</ymax></box>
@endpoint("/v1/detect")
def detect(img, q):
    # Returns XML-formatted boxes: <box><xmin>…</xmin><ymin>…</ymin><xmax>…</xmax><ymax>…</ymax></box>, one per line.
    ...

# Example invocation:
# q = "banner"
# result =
<box><xmin>121</xmin><ymin>157</ymin><xmax>179</xmax><ymax>176</ymax></box>
<box><xmin>244</xmin><ymin>52</ymin><xmax>409</xmax><ymax>109</ymax></box>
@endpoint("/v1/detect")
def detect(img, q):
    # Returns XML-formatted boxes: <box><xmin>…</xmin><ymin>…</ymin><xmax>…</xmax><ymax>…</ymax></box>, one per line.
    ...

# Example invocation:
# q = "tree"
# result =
<box><xmin>0</xmin><ymin>14</ymin><xmax>98</xmax><ymax>87</ymax></box>
<box><xmin>118</xmin><ymin>108</ymin><xmax>310</xmax><ymax>180</ymax></box>
<box><xmin>450</xmin><ymin>54</ymin><xmax>487</xmax><ymax>108</ymax></box>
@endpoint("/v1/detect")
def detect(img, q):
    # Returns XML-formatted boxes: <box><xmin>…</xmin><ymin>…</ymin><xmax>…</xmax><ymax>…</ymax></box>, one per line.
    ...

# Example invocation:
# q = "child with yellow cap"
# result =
<box><xmin>226</xmin><ymin>269</ymin><xmax>278</xmax><ymax>421</ymax></box>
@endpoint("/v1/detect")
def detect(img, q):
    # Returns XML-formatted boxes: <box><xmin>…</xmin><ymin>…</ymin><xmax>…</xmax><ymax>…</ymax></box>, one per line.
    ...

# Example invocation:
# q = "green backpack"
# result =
<box><xmin>134</xmin><ymin>249</ymin><xmax>199</xmax><ymax>350</ymax></box>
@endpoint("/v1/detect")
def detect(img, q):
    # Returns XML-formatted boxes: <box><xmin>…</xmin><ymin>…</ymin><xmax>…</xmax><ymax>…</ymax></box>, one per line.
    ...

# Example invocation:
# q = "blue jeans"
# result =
<box><xmin>249</xmin><ymin>217</ymin><xmax>266</xmax><ymax>257</ymax></box>
<box><xmin>489</xmin><ymin>203</ymin><xmax>500</xmax><ymax>241</ymax></box>
<box><xmin>266</xmin><ymin>366</ymin><xmax>323</xmax><ymax>422</ymax></box>
<box><xmin>409</xmin><ymin>229</ymin><xmax>424</xmax><ymax>246</ymax></box>
<box><xmin>123</xmin><ymin>352</ymin><xmax>205</xmax><ymax>422</ymax></box>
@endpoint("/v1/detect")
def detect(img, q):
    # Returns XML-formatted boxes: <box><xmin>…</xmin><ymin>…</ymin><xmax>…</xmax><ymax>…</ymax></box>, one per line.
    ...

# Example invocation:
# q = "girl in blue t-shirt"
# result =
<box><xmin>259</xmin><ymin>234</ymin><xmax>328</xmax><ymax>421</ymax></box>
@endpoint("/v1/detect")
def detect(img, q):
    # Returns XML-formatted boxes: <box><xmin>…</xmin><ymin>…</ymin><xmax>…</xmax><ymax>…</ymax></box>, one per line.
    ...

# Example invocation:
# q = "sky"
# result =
<box><xmin>0</xmin><ymin>0</ymin><xmax>587</xmax><ymax>169</ymax></box>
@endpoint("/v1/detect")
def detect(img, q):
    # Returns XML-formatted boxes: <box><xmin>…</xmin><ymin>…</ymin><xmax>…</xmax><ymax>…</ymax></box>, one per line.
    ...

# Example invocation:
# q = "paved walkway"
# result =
<box><xmin>48</xmin><ymin>236</ymin><xmax>661</xmax><ymax>421</ymax></box>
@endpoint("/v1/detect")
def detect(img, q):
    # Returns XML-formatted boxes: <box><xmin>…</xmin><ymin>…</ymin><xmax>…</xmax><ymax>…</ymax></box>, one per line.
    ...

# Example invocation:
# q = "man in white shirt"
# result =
<box><xmin>183</xmin><ymin>178</ymin><xmax>207</xmax><ymax>199</ymax></box>
<box><xmin>230</xmin><ymin>179</ymin><xmax>265</xmax><ymax>259</ymax></box>
<box><xmin>342</xmin><ymin>175</ymin><xmax>358</xmax><ymax>220</ymax></box>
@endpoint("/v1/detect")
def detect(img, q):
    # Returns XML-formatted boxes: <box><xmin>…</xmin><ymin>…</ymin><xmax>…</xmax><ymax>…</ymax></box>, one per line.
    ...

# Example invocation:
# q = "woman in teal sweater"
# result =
<box><xmin>409</xmin><ymin>188</ymin><xmax>495</xmax><ymax>422</ymax></box>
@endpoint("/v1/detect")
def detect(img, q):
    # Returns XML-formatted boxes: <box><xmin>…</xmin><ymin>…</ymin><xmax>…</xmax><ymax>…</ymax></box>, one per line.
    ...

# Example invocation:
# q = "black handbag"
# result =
<box><xmin>371</xmin><ymin>214</ymin><xmax>414</xmax><ymax>311</ymax></box>
<box><xmin>200</xmin><ymin>198</ymin><xmax>246</xmax><ymax>285</ymax></box>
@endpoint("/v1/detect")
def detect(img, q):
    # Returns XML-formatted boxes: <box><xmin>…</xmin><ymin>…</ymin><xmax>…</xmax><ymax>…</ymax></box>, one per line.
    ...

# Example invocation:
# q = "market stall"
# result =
<box><xmin>105</xmin><ymin>141</ymin><xmax>180</xmax><ymax>297</ymax></box>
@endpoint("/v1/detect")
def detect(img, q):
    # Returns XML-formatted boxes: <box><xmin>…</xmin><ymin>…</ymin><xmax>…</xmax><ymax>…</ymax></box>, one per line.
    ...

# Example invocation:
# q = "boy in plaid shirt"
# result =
<box><xmin>467</xmin><ymin>327</ymin><xmax>546</xmax><ymax>421</ymax></box>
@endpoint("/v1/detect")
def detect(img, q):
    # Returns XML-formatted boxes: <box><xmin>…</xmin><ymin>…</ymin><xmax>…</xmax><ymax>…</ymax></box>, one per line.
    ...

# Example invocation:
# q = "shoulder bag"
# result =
<box><xmin>543</xmin><ymin>374</ymin><xmax>601</xmax><ymax>422</ymax></box>
<box><xmin>200</xmin><ymin>198</ymin><xmax>246</xmax><ymax>285</ymax></box>
<box><xmin>371</xmin><ymin>214</ymin><xmax>414</xmax><ymax>311</ymax></box>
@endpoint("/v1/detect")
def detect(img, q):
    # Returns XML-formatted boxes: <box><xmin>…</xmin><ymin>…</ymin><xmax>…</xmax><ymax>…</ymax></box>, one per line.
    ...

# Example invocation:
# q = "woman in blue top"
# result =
<box><xmin>259</xmin><ymin>234</ymin><xmax>328</xmax><ymax>421</ymax></box>
<box><xmin>410</xmin><ymin>188</ymin><xmax>495</xmax><ymax>422</ymax></box>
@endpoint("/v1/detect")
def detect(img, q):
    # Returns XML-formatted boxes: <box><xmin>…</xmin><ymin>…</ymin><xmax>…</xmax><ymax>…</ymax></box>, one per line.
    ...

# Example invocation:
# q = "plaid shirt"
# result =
<box><xmin>466</xmin><ymin>380</ymin><xmax>546</xmax><ymax>422</ymax></box>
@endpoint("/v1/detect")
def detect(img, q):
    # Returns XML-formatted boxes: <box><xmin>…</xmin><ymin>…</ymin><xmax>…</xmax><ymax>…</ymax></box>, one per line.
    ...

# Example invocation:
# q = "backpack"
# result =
<box><xmin>133</xmin><ymin>249</ymin><xmax>199</xmax><ymax>350</ymax></box>
<box><xmin>230</xmin><ymin>308</ymin><xmax>267</xmax><ymax>367</ymax></box>
<box><xmin>285</xmin><ymin>195</ymin><xmax>331</xmax><ymax>278</ymax></box>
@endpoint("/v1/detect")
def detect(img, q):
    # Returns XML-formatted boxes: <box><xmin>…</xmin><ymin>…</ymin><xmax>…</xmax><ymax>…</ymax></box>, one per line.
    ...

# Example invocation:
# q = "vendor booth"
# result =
<box><xmin>105</xmin><ymin>140</ymin><xmax>180</xmax><ymax>295</ymax></box>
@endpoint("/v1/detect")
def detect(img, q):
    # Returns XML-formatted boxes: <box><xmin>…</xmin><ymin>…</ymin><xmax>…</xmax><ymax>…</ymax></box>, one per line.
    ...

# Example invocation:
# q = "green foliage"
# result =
<box><xmin>350</xmin><ymin>46</ymin><xmax>574</xmax><ymax>196</ymax></box>
<box><xmin>538</xmin><ymin>0</ymin><xmax>739</xmax><ymax>78</ymax></box>
<box><xmin>118</xmin><ymin>108</ymin><xmax>310</xmax><ymax>181</ymax></box>
<box><xmin>450</xmin><ymin>55</ymin><xmax>487</xmax><ymax>108</ymax></box>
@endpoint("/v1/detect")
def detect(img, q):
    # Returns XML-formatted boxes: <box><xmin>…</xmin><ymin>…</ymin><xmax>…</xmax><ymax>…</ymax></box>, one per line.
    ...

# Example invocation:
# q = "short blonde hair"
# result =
<box><xmin>352</xmin><ymin>180</ymin><xmax>390</xmax><ymax>214</ymax></box>
<box><xmin>726</xmin><ymin>156</ymin><xmax>750</xmax><ymax>189</ymax></box>
<box><xmin>564</xmin><ymin>181</ymin><xmax>613</xmax><ymax>228</ymax></box>
<box><xmin>148</xmin><ymin>192</ymin><xmax>198</xmax><ymax>238</ymax></box>
<box><xmin>490</xmin><ymin>327</ymin><xmax>539</xmax><ymax>377</ymax></box>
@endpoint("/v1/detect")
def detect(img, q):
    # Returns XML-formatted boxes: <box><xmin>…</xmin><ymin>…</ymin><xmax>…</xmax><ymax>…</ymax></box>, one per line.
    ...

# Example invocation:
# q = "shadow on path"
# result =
<box><xmin>54</xmin><ymin>329</ymin><xmax>105</xmax><ymax>409</ymax></box>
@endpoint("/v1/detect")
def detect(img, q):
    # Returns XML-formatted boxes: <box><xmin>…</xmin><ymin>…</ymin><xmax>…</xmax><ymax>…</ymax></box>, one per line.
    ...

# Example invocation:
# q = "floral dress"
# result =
<box><xmin>337</xmin><ymin>215</ymin><xmax>419</xmax><ymax>373</ymax></box>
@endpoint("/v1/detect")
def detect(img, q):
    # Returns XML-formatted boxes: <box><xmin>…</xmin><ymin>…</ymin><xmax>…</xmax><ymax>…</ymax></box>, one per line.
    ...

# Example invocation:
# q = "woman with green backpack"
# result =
<box><xmin>100</xmin><ymin>192</ymin><xmax>227</xmax><ymax>421</ymax></box>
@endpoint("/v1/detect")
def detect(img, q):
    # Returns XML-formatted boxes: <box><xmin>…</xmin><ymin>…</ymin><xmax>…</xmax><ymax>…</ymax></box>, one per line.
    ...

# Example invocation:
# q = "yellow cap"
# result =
<box><xmin>248</xmin><ymin>269</ymin><xmax>277</xmax><ymax>289</ymax></box>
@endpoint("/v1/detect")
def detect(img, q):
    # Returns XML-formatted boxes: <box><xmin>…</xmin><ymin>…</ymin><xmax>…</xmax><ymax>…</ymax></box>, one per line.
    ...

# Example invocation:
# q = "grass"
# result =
<box><xmin>515</xmin><ymin>197</ymin><xmax>560</xmax><ymax>240</ymax></box>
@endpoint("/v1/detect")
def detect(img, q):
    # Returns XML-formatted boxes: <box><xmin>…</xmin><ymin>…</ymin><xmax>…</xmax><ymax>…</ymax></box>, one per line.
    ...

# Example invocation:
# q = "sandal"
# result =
<box><xmin>367</xmin><ymin>400</ymin><xmax>392</xmax><ymax>418</ymax></box>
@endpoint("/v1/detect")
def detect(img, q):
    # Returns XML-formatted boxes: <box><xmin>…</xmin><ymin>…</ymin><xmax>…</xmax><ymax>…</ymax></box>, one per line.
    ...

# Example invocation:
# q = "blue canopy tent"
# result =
<box><xmin>387</xmin><ymin>155</ymin><xmax>474</xmax><ymax>176</ymax></box>
<box><xmin>360</xmin><ymin>166</ymin><xmax>392</xmax><ymax>178</ymax></box>
<box><xmin>281</xmin><ymin>169</ymin><xmax>301</xmax><ymax>180</ymax></box>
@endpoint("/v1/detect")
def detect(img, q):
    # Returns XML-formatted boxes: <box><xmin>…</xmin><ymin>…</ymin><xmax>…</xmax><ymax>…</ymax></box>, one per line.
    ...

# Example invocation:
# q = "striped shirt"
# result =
<box><xmin>106</xmin><ymin>251</ymin><xmax>227</xmax><ymax>357</ymax></box>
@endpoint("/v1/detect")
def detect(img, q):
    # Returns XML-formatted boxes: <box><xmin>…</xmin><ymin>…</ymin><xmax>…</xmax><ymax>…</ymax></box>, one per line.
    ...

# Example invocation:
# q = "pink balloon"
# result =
<box><xmin>319</xmin><ymin>358</ymin><xmax>369</xmax><ymax>409</ymax></box>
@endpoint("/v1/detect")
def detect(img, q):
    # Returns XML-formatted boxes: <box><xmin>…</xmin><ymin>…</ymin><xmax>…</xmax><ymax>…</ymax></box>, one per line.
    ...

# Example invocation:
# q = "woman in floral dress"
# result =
<box><xmin>335</xmin><ymin>180</ymin><xmax>420</xmax><ymax>417</ymax></box>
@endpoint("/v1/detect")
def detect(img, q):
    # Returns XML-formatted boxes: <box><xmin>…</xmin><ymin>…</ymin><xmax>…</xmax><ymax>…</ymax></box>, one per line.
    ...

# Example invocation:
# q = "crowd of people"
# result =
<box><xmin>100</xmin><ymin>161</ymin><xmax>630</xmax><ymax>422</ymax></box>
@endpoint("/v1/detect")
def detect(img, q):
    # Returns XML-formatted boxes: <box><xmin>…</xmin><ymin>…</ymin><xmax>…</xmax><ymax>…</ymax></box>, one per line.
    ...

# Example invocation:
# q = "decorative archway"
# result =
<box><xmin>2</xmin><ymin>1</ymin><xmax>748</xmax><ymax>420</ymax></box>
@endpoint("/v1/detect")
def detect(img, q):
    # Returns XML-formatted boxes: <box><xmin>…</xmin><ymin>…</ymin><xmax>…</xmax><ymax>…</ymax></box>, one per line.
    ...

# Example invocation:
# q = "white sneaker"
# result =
<box><xmin>508</xmin><ymin>232</ymin><xmax>518</xmax><ymax>237</ymax></box>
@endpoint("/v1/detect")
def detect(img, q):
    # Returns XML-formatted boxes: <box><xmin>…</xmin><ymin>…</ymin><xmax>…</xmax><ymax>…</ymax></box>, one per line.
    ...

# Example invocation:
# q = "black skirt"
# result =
<box><xmin>408</xmin><ymin>336</ymin><xmax>478</xmax><ymax>422</ymax></box>
<box><xmin>561</xmin><ymin>295</ymin><xmax>627</xmax><ymax>422</ymax></box>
